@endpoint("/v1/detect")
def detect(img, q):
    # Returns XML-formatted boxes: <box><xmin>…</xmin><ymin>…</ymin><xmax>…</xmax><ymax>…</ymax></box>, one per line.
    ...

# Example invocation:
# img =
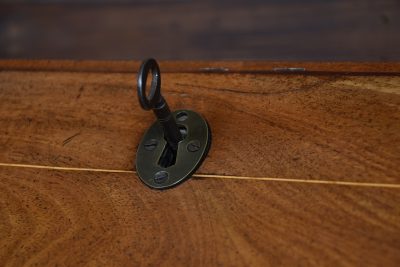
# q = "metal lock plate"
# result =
<box><xmin>136</xmin><ymin>109</ymin><xmax>211</xmax><ymax>189</ymax></box>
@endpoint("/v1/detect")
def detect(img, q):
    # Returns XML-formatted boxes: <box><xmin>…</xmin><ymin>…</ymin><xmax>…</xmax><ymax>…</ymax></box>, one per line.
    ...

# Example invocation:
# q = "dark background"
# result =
<box><xmin>0</xmin><ymin>0</ymin><xmax>399</xmax><ymax>61</ymax></box>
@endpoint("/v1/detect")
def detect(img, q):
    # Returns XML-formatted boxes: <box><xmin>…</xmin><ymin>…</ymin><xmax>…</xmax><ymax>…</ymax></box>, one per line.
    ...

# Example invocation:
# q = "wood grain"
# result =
<box><xmin>1</xmin><ymin>0</ymin><xmax>399</xmax><ymax>61</ymax></box>
<box><xmin>0</xmin><ymin>61</ymin><xmax>400</xmax><ymax>266</ymax></box>
<box><xmin>1</xmin><ymin>168</ymin><xmax>400</xmax><ymax>266</ymax></box>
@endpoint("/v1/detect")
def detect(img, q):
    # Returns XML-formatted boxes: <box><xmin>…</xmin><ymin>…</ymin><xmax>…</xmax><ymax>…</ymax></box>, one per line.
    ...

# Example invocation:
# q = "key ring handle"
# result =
<box><xmin>137</xmin><ymin>58</ymin><xmax>162</xmax><ymax>110</ymax></box>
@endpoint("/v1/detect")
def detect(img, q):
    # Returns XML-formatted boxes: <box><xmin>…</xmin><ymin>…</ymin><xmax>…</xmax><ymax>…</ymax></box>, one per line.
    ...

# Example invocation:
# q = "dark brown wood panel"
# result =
<box><xmin>1</xmin><ymin>0</ymin><xmax>399</xmax><ymax>61</ymax></box>
<box><xmin>1</xmin><ymin>168</ymin><xmax>400</xmax><ymax>266</ymax></box>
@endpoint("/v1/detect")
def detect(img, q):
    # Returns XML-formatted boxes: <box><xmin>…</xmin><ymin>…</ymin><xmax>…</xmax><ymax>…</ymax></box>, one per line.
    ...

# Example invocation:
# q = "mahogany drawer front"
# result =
<box><xmin>0</xmin><ymin>61</ymin><xmax>399</xmax><ymax>266</ymax></box>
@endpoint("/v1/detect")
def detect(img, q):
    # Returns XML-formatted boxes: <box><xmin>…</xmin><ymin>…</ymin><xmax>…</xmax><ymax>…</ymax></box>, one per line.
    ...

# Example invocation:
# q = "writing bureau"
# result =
<box><xmin>0</xmin><ymin>61</ymin><xmax>399</xmax><ymax>266</ymax></box>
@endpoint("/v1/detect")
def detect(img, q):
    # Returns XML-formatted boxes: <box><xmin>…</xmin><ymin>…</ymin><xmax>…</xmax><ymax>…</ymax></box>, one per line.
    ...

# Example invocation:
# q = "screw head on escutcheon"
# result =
<box><xmin>154</xmin><ymin>171</ymin><xmax>169</xmax><ymax>184</ymax></box>
<box><xmin>144</xmin><ymin>139</ymin><xmax>158</xmax><ymax>151</ymax></box>
<box><xmin>135</xmin><ymin>58</ymin><xmax>212</xmax><ymax>190</ymax></box>
<box><xmin>187</xmin><ymin>140</ymin><xmax>201</xmax><ymax>152</ymax></box>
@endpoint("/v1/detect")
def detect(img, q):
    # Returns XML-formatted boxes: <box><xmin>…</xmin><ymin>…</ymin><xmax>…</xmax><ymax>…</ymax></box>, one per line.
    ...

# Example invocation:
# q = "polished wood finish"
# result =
<box><xmin>0</xmin><ymin>61</ymin><xmax>400</xmax><ymax>266</ymax></box>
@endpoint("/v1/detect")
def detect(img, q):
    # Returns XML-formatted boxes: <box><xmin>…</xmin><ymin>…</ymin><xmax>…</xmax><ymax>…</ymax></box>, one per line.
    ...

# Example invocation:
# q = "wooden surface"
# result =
<box><xmin>1</xmin><ymin>61</ymin><xmax>400</xmax><ymax>266</ymax></box>
<box><xmin>1</xmin><ymin>0</ymin><xmax>399</xmax><ymax>61</ymax></box>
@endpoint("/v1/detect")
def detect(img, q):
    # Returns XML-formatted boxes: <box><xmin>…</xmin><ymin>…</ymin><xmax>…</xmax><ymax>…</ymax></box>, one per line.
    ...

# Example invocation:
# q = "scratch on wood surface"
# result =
<box><xmin>199</xmin><ymin>67</ymin><xmax>230</xmax><ymax>73</ymax></box>
<box><xmin>62</xmin><ymin>132</ymin><xmax>81</xmax><ymax>146</ymax></box>
<box><xmin>76</xmin><ymin>85</ymin><xmax>85</xmax><ymax>99</ymax></box>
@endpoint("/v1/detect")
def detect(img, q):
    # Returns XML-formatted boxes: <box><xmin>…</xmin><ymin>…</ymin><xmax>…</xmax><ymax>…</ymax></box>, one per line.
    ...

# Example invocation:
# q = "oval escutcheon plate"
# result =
<box><xmin>136</xmin><ymin>110</ymin><xmax>211</xmax><ymax>189</ymax></box>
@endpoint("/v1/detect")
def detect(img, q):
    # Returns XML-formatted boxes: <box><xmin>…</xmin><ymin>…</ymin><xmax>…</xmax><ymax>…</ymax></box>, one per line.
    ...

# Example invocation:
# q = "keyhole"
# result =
<box><xmin>158</xmin><ymin>125</ymin><xmax>187</xmax><ymax>168</ymax></box>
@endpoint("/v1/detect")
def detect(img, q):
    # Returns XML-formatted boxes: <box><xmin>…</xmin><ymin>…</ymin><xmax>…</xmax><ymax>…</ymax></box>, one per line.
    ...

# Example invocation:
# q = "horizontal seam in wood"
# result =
<box><xmin>0</xmin><ymin>162</ymin><xmax>399</xmax><ymax>189</ymax></box>
<box><xmin>2</xmin><ymin>69</ymin><xmax>400</xmax><ymax>76</ymax></box>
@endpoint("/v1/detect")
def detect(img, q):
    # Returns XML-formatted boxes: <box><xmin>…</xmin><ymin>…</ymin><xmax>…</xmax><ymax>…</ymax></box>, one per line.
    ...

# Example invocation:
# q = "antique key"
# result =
<box><xmin>137</xmin><ymin>58</ymin><xmax>182</xmax><ymax>152</ymax></box>
<box><xmin>135</xmin><ymin>59</ymin><xmax>211</xmax><ymax>189</ymax></box>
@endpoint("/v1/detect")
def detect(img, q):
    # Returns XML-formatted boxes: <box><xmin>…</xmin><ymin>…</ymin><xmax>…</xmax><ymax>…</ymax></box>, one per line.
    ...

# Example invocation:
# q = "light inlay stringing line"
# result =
<box><xmin>0</xmin><ymin>162</ymin><xmax>399</xmax><ymax>189</ymax></box>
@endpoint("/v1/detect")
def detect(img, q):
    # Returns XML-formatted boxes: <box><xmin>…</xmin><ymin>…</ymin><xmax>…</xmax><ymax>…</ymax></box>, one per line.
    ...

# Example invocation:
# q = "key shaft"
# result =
<box><xmin>137</xmin><ymin>59</ymin><xmax>183</xmax><ymax>151</ymax></box>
